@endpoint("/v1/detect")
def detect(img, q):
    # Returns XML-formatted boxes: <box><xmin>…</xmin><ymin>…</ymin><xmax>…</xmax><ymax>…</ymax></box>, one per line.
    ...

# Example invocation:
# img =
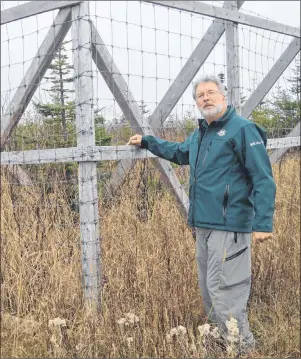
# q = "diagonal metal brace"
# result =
<box><xmin>97</xmin><ymin>1</ymin><xmax>244</xmax><ymax>217</ymax></box>
<box><xmin>1</xmin><ymin>8</ymin><xmax>72</xmax><ymax>149</ymax></box>
<box><xmin>91</xmin><ymin>23</ymin><xmax>189</xmax><ymax>218</ymax></box>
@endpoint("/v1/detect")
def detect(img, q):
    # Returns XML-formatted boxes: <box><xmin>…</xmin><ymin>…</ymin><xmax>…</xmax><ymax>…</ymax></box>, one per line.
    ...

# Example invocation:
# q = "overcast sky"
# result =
<box><xmin>1</xmin><ymin>1</ymin><xmax>300</xmax><ymax>124</ymax></box>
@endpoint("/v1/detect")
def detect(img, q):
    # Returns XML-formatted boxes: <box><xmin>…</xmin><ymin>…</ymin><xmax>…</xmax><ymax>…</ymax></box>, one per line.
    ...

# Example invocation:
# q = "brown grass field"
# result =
<box><xmin>1</xmin><ymin>154</ymin><xmax>300</xmax><ymax>358</ymax></box>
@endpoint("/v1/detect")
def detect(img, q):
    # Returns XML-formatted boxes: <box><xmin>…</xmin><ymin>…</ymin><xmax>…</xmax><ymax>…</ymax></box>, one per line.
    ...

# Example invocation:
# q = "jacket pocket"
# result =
<box><xmin>225</xmin><ymin>246</ymin><xmax>247</xmax><ymax>261</ymax></box>
<box><xmin>219</xmin><ymin>245</ymin><xmax>251</xmax><ymax>288</ymax></box>
<box><xmin>222</xmin><ymin>184</ymin><xmax>230</xmax><ymax>218</ymax></box>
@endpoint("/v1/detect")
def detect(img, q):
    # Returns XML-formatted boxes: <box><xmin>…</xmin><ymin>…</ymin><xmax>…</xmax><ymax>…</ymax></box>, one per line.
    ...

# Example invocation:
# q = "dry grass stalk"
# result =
<box><xmin>1</xmin><ymin>155</ymin><xmax>300</xmax><ymax>358</ymax></box>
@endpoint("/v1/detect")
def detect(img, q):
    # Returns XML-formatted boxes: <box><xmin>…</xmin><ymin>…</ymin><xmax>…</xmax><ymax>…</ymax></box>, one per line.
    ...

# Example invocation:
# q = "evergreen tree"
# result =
<box><xmin>252</xmin><ymin>59</ymin><xmax>300</xmax><ymax>138</ymax></box>
<box><xmin>217</xmin><ymin>72</ymin><xmax>226</xmax><ymax>84</ymax></box>
<box><xmin>139</xmin><ymin>100</ymin><xmax>150</xmax><ymax>116</ymax></box>
<box><xmin>183</xmin><ymin>110</ymin><xmax>196</xmax><ymax>136</ymax></box>
<box><xmin>287</xmin><ymin>55</ymin><xmax>300</xmax><ymax>101</ymax></box>
<box><xmin>94</xmin><ymin>108</ymin><xmax>112</xmax><ymax>146</ymax></box>
<box><xmin>33</xmin><ymin>41</ymin><xmax>75</xmax><ymax>142</ymax></box>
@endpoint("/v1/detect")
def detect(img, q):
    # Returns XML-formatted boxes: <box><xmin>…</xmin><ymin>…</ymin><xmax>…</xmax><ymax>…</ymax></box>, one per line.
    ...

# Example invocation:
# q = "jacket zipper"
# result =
<box><xmin>192</xmin><ymin>129</ymin><xmax>208</xmax><ymax>225</ymax></box>
<box><xmin>222</xmin><ymin>184</ymin><xmax>230</xmax><ymax>219</ymax></box>
<box><xmin>225</xmin><ymin>246</ymin><xmax>247</xmax><ymax>261</ymax></box>
<box><xmin>202</xmin><ymin>140</ymin><xmax>212</xmax><ymax>166</ymax></box>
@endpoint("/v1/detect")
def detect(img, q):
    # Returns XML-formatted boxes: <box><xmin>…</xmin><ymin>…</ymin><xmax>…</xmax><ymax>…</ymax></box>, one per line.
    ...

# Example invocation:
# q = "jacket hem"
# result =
<box><xmin>252</xmin><ymin>227</ymin><xmax>273</xmax><ymax>232</ymax></box>
<box><xmin>188</xmin><ymin>221</ymin><xmax>253</xmax><ymax>233</ymax></box>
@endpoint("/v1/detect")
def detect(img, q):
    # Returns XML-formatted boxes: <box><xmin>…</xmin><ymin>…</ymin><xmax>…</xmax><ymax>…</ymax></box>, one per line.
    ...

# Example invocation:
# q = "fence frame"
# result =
<box><xmin>0</xmin><ymin>0</ymin><xmax>81</xmax><ymax>24</ymax></box>
<box><xmin>225</xmin><ymin>1</ymin><xmax>241</xmax><ymax>114</ymax></box>
<box><xmin>1</xmin><ymin>137</ymin><xmax>300</xmax><ymax>165</ymax></box>
<box><xmin>1</xmin><ymin>0</ymin><xmax>300</xmax><ymax>310</ymax></box>
<box><xmin>71</xmin><ymin>1</ymin><xmax>101</xmax><ymax>311</ymax></box>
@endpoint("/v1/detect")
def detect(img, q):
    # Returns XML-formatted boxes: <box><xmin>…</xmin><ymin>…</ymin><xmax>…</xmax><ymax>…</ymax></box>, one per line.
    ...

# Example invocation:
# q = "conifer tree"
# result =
<box><xmin>34</xmin><ymin>41</ymin><xmax>75</xmax><ymax>142</ymax></box>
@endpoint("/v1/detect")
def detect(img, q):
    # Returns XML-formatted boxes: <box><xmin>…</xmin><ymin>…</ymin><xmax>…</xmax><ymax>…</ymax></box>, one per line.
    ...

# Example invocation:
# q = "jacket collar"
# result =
<box><xmin>198</xmin><ymin>105</ymin><xmax>236</xmax><ymax>130</ymax></box>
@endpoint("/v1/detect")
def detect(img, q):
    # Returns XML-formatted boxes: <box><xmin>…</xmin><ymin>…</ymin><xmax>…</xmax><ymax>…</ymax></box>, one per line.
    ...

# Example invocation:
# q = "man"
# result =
<box><xmin>127</xmin><ymin>75</ymin><xmax>276</xmax><ymax>354</ymax></box>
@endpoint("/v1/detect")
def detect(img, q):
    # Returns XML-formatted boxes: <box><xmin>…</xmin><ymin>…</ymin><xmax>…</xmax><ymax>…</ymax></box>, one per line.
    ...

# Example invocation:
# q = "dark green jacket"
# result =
<box><xmin>141</xmin><ymin>106</ymin><xmax>276</xmax><ymax>233</ymax></box>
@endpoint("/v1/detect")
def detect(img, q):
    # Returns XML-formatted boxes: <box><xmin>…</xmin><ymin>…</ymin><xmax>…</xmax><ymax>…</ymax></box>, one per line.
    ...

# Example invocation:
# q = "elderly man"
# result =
<box><xmin>127</xmin><ymin>75</ymin><xmax>276</xmax><ymax>354</ymax></box>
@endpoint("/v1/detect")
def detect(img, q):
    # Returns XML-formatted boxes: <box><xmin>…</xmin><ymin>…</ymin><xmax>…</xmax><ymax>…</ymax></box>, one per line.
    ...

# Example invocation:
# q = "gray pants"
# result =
<box><xmin>195</xmin><ymin>227</ymin><xmax>255</xmax><ymax>349</ymax></box>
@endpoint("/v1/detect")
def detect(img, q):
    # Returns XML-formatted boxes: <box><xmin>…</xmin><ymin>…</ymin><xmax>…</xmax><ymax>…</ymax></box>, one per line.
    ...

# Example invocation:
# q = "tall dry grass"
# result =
<box><xmin>1</xmin><ymin>155</ymin><xmax>300</xmax><ymax>358</ymax></box>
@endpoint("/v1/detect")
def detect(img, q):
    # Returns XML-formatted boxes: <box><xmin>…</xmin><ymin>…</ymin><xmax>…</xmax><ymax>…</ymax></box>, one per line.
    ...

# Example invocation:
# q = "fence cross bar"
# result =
<box><xmin>145</xmin><ymin>1</ymin><xmax>300</xmax><ymax>38</ymax></box>
<box><xmin>1</xmin><ymin>0</ymin><xmax>81</xmax><ymax>25</ymax></box>
<box><xmin>1</xmin><ymin>137</ymin><xmax>300</xmax><ymax>165</ymax></box>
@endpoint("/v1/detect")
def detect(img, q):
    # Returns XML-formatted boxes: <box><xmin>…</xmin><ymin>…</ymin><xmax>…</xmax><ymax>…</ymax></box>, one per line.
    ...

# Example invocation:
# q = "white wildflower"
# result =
<box><xmin>227</xmin><ymin>345</ymin><xmax>236</xmax><ymax>356</ymax></box>
<box><xmin>198</xmin><ymin>323</ymin><xmax>210</xmax><ymax>337</ymax></box>
<box><xmin>75</xmin><ymin>343</ymin><xmax>84</xmax><ymax>351</ymax></box>
<box><xmin>124</xmin><ymin>312</ymin><xmax>140</xmax><ymax>324</ymax></box>
<box><xmin>117</xmin><ymin>317</ymin><xmax>127</xmax><ymax>327</ymax></box>
<box><xmin>226</xmin><ymin>317</ymin><xmax>239</xmax><ymax>342</ymax></box>
<box><xmin>210</xmin><ymin>326</ymin><xmax>220</xmax><ymax>339</ymax></box>
<box><xmin>48</xmin><ymin>318</ymin><xmax>66</xmax><ymax>328</ymax></box>
<box><xmin>190</xmin><ymin>343</ymin><xmax>197</xmax><ymax>353</ymax></box>
<box><xmin>170</xmin><ymin>327</ymin><xmax>178</xmax><ymax>336</ymax></box>
<box><xmin>126</xmin><ymin>337</ymin><xmax>134</xmax><ymax>348</ymax></box>
<box><xmin>227</xmin><ymin>335</ymin><xmax>236</xmax><ymax>344</ymax></box>
<box><xmin>226</xmin><ymin>317</ymin><xmax>239</xmax><ymax>356</ymax></box>
<box><xmin>166</xmin><ymin>326</ymin><xmax>188</xmax><ymax>343</ymax></box>
<box><xmin>166</xmin><ymin>334</ymin><xmax>173</xmax><ymax>343</ymax></box>
<box><xmin>177</xmin><ymin>325</ymin><xmax>187</xmax><ymax>336</ymax></box>
<box><xmin>50</xmin><ymin>334</ymin><xmax>59</xmax><ymax>347</ymax></box>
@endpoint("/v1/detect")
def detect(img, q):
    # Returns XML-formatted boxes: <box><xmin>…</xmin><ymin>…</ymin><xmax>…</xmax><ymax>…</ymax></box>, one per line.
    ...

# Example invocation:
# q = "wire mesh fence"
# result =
<box><xmin>1</xmin><ymin>0</ymin><xmax>300</xmax><ymax>334</ymax></box>
<box><xmin>2</xmin><ymin>1</ymin><xmax>300</xmax><ymax>149</ymax></box>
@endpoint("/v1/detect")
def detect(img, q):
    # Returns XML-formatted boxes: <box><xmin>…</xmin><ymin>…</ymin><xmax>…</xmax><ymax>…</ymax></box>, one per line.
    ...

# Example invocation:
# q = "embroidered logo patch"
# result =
<box><xmin>250</xmin><ymin>140</ymin><xmax>264</xmax><ymax>147</ymax></box>
<box><xmin>217</xmin><ymin>129</ymin><xmax>226</xmax><ymax>137</ymax></box>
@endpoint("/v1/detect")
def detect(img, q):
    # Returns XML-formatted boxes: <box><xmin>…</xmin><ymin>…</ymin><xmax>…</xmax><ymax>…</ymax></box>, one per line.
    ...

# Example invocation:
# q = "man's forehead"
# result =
<box><xmin>196</xmin><ymin>82</ymin><xmax>219</xmax><ymax>92</ymax></box>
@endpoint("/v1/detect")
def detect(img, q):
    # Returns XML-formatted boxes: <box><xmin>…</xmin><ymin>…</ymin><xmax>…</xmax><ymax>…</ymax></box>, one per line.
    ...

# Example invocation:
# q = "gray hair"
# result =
<box><xmin>192</xmin><ymin>74</ymin><xmax>226</xmax><ymax>100</ymax></box>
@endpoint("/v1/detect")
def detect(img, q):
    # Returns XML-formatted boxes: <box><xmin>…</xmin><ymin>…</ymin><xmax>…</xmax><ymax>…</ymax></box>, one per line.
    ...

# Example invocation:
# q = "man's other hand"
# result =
<box><xmin>127</xmin><ymin>134</ymin><xmax>142</xmax><ymax>146</ymax></box>
<box><xmin>253</xmin><ymin>232</ymin><xmax>273</xmax><ymax>244</ymax></box>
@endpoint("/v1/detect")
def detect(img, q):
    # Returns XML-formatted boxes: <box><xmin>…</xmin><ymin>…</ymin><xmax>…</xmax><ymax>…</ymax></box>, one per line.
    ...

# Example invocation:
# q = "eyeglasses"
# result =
<box><xmin>197</xmin><ymin>90</ymin><xmax>221</xmax><ymax>100</ymax></box>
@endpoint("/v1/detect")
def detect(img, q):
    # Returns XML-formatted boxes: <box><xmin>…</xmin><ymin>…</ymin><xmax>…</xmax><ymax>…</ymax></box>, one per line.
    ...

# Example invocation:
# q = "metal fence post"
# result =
<box><xmin>225</xmin><ymin>1</ymin><xmax>241</xmax><ymax>114</ymax></box>
<box><xmin>71</xmin><ymin>1</ymin><xmax>101</xmax><ymax>311</ymax></box>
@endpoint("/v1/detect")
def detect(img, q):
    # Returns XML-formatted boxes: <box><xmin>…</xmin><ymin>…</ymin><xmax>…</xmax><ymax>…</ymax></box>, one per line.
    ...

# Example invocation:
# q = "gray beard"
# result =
<box><xmin>199</xmin><ymin>104</ymin><xmax>223</xmax><ymax>119</ymax></box>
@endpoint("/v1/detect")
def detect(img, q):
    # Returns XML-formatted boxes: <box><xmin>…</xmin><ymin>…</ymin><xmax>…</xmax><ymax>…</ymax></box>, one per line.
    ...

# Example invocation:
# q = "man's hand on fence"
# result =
<box><xmin>252</xmin><ymin>232</ymin><xmax>273</xmax><ymax>244</ymax></box>
<box><xmin>127</xmin><ymin>134</ymin><xmax>142</xmax><ymax>146</ymax></box>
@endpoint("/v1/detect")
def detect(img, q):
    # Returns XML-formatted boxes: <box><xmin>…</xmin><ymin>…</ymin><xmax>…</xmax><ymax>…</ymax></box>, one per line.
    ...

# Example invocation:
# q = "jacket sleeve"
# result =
<box><xmin>140</xmin><ymin>132</ymin><xmax>194</xmax><ymax>165</ymax></box>
<box><xmin>233</xmin><ymin>124</ymin><xmax>276</xmax><ymax>232</ymax></box>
